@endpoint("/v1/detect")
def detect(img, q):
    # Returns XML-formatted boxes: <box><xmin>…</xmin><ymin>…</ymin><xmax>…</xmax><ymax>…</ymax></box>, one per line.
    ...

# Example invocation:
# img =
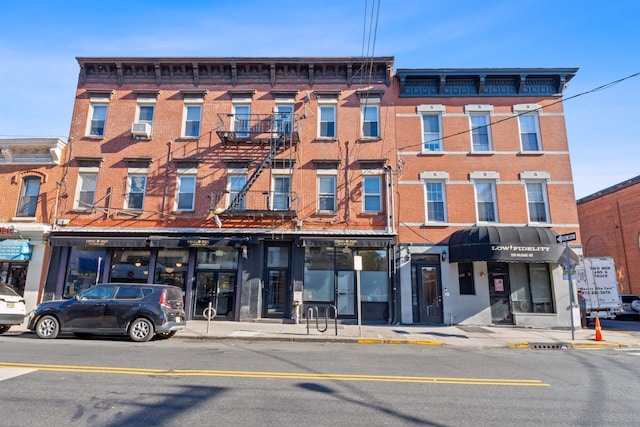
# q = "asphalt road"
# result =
<box><xmin>1</xmin><ymin>333</ymin><xmax>639</xmax><ymax>426</ymax></box>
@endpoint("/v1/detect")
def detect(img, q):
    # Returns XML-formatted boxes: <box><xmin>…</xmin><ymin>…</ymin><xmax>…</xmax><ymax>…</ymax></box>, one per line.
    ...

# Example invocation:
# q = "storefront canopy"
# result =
<box><xmin>448</xmin><ymin>226</ymin><xmax>565</xmax><ymax>263</ymax></box>
<box><xmin>148</xmin><ymin>236</ymin><xmax>249</xmax><ymax>248</ymax></box>
<box><xmin>48</xmin><ymin>236</ymin><xmax>148</xmax><ymax>247</ymax></box>
<box><xmin>301</xmin><ymin>237</ymin><xmax>395</xmax><ymax>248</ymax></box>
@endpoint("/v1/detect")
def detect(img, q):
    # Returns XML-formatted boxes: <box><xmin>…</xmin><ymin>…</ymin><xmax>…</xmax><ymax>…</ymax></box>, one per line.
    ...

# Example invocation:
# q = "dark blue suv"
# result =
<box><xmin>28</xmin><ymin>283</ymin><xmax>186</xmax><ymax>342</ymax></box>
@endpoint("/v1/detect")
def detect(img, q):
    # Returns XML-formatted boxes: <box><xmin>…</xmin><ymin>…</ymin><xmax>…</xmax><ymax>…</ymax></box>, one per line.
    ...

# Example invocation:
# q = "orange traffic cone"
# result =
<box><xmin>593</xmin><ymin>317</ymin><xmax>604</xmax><ymax>341</ymax></box>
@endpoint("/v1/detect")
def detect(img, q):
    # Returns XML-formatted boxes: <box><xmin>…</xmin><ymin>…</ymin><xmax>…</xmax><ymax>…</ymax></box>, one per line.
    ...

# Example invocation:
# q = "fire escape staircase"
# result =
<box><xmin>212</xmin><ymin>113</ymin><xmax>299</xmax><ymax>218</ymax></box>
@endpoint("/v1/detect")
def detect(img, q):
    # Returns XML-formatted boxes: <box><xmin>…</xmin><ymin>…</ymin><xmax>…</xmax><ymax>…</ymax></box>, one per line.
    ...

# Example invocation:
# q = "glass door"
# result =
<box><xmin>337</xmin><ymin>271</ymin><xmax>355</xmax><ymax>316</ymax></box>
<box><xmin>263</xmin><ymin>245</ymin><xmax>290</xmax><ymax>318</ymax></box>
<box><xmin>412</xmin><ymin>264</ymin><xmax>443</xmax><ymax>323</ymax></box>
<box><xmin>193</xmin><ymin>271</ymin><xmax>236</xmax><ymax>319</ymax></box>
<box><xmin>488</xmin><ymin>262</ymin><xmax>513</xmax><ymax>325</ymax></box>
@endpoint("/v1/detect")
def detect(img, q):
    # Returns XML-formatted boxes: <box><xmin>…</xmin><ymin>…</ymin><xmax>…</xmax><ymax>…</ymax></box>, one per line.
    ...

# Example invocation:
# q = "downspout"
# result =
<box><xmin>160</xmin><ymin>140</ymin><xmax>172</xmax><ymax>218</ymax></box>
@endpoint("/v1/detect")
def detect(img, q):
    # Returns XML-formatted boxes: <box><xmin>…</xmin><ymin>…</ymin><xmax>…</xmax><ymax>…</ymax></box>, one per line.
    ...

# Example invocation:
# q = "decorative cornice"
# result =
<box><xmin>76</xmin><ymin>57</ymin><xmax>395</xmax><ymax>88</ymax></box>
<box><xmin>396</xmin><ymin>68</ymin><xmax>578</xmax><ymax>97</ymax></box>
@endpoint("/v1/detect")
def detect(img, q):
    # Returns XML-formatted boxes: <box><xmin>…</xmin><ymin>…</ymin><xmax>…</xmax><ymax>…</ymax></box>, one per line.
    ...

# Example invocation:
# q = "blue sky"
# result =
<box><xmin>1</xmin><ymin>0</ymin><xmax>638</xmax><ymax>199</ymax></box>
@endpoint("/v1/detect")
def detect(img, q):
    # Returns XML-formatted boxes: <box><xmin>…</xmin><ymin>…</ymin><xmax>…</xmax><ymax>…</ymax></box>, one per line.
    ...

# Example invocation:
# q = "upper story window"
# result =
<box><xmin>474</xmin><ymin>181</ymin><xmax>498</xmax><ymax>223</ymax></box>
<box><xmin>228</xmin><ymin>173</ymin><xmax>247</xmax><ymax>210</ymax></box>
<box><xmin>418</xmin><ymin>105</ymin><xmax>445</xmax><ymax>152</ymax></box>
<box><xmin>526</xmin><ymin>182</ymin><xmax>549</xmax><ymax>223</ymax></box>
<box><xmin>315</xmin><ymin>90</ymin><xmax>340</xmax><ymax>139</ymax></box>
<box><xmin>272</xmin><ymin>175</ymin><xmax>291</xmax><ymax>211</ymax></box>
<box><xmin>319</xmin><ymin>105</ymin><xmax>336</xmax><ymax>138</ymax></box>
<box><xmin>514</xmin><ymin>104</ymin><xmax>542</xmax><ymax>152</ymax></box>
<box><xmin>88</xmin><ymin>104</ymin><xmax>108</xmax><ymax>137</ymax></box>
<box><xmin>176</xmin><ymin>175</ymin><xmax>196</xmax><ymax>211</ymax></box>
<box><xmin>75</xmin><ymin>173</ymin><xmax>97</xmax><ymax>210</ymax></box>
<box><xmin>183</xmin><ymin>105</ymin><xmax>202</xmax><ymax>138</ymax></box>
<box><xmin>317</xmin><ymin>175</ymin><xmax>336</xmax><ymax>214</ymax></box>
<box><xmin>85</xmin><ymin>90</ymin><xmax>113</xmax><ymax>138</ymax></box>
<box><xmin>16</xmin><ymin>176</ymin><xmax>41</xmax><ymax>217</ymax></box>
<box><xmin>361</xmin><ymin>104</ymin><xmax>380</xmax><ymax>138</ymax></box>
<box><xmin>465</xmin><ymin>105</ymin><xmax>493</xmax><ymax>152</ymax></box>
<box><xmin>232</xmin><ymin>104</ymin><xmax>251</xmax><ymax>138</ymax></box>
<box><xmin>363</xmin><ymin>175</ymin><xmax>382</xmax><ymax>213</ymax></box>
<box><xmin>180</xmin><ymin>90</ymin><xmax>206</xmax><ymax>138</ymax></box>
<box><xmin>274</xmin><ymin>104</ymin><xmax>294</xmax><ymax>135</ymax></box>
<box><xmin>125</xmin><ymin>175</ymin><xmax>147</xmax><ymax>210</ymax></box>
<box><xmin>425</xmin><ymin>181</ymin><xmax>446</xmax><ymax>222</ymax></box>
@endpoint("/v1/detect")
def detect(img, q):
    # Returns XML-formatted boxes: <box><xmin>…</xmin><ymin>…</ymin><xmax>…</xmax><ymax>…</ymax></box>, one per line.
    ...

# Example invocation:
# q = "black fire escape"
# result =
<box><xmin>211</xmin><ymin>112</ymin><xmax>299</xmax><ymax>218</ymax></box>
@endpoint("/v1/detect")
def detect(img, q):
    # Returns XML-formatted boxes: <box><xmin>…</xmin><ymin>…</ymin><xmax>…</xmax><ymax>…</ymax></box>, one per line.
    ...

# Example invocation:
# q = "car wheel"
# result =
<box><xmin>155</xmin><ymin>331</ymin><xmax>177</xmax><ymax>340</ymax></box>
<box><xmin>35</xmin><ymin>315</ymin><xmax>60</xmax><ymax>339</ymax></box>
<box><xmin>0</xmin><ymin>325</ymin><xmax>10</xmax><ymax>334</ymax></box>
<box><xmin>129</xmin><ymin>318</ymin><xmax>154</xmax><ymax>342</ymax></box>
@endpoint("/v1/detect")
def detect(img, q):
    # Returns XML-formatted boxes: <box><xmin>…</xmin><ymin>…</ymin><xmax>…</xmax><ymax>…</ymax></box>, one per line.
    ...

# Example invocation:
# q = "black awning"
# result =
<box><xmin>448</xmin><ymin>226</ymin><xmax>564</xmax><ymax>263</ymax></box>
<box><xmin>301</xmin><ymin>237</ymin><xmax>394</xmax><ymax>248</ymax></box>
<box><xmin>49</xmin><ymin>236</ymin><xmax>148</xmax><ymax>247</ymax></box>
<box><xmin>148</xmin><ymin>236</ymin><xmax>247</xmax><ymax>248</ymax></box>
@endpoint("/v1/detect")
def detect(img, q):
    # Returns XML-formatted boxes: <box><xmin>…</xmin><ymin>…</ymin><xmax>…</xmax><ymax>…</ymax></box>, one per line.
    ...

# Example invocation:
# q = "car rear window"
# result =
<box><xmin>115</xmin><ymin>286</ymin><xmax>144</xmax><ymax>299</ymax></box>
<box><xmin>0</xmin><ymin>286</ymin><xmax>19</xmax><ymax>296</ymax></box>
<box><xmin>622</xmin><ymin>295</ymin><xmax>639</xmax><ymax>303</ymax></box>
<box><xmin>165</xmin><ymin>288</ymin><xmax>183</xmax><ymax>302</ymax></box>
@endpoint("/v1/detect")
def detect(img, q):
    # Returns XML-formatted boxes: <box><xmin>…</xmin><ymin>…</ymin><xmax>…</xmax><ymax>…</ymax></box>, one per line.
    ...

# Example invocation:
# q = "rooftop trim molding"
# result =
<box><xmin>0</xmin><ymin>137</ymin><xmax>68</xmax><ymax>165</ymax></box>
<box><xmin>396</xmin><ymin>68</ymin><xmax>578</xmax><ymax>98</ymax></box>
<box><xmin>76</xmin><ymin>57</ymin><xmax>394</xmax><ymax>88</ymax></box>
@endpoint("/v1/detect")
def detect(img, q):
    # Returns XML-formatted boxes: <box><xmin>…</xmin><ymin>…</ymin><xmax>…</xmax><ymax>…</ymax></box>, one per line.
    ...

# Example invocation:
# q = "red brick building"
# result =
<box><xmin>577</xmin><ymin>175</ymin><xmax>640</xmax><ymax>296</ymax></box>
<box><xmin>393</xmin><ymin>68</ymin><xmax>581</xmax><ymax>328</ymax></box>
<box><xmin>0</xmin><ymin>137</ymin><xmax>67</xmax><ymax>313</ymax></box>
<box><xmin>44</xmin><ymin>57</ymin><xmax>397</xmax><ymax>322</ymax></box>
<box><xmin>37</xmin><ymin>58</ymin><xmax>582</xmax><ymax>328</ymax></box>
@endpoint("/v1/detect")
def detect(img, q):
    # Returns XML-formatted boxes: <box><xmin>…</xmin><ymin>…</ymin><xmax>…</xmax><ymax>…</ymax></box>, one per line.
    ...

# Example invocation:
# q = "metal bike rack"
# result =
<box><xmin>306</xmin><ymin>304</ymin><xmax>338</xmax><ymax>336</ymax></box>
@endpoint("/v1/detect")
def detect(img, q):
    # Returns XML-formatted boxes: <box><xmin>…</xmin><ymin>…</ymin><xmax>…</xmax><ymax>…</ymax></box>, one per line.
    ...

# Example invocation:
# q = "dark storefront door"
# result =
<box><xmin>263</xmin><ymin>244</ymin><xmax>291</xmax><ymax>318</ymax></box>
<box><xmin>488</xmin><ymin>262</ymin><xmax>513</xmax><ymax>325</ymax></box>
<box><xmin>412</xmin><ymin>264</ymin><xmax>443</xmax><ymax>324</ymax></box>
<box><xmin>193</xmin><ymin>271</ymin><xmax>236</xmax><ymax>319</ymax></box>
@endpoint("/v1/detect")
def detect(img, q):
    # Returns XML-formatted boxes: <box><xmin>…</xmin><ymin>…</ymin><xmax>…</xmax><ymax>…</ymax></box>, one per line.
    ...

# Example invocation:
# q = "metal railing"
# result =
<box><xmin>216</xmin><ymin>113</ymin><xmax>300</xmax><ymax>144</ymax></box>
<box><xmin>210</xmin><ymin>189</ymin><xmax>298</xmax><ymax>217</ymax></box>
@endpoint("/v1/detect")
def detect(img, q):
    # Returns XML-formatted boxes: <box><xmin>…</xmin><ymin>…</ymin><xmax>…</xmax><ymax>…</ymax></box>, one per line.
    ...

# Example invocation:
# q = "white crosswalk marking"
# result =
<box><xmin>0</xmin><ymin>368</ymin><xmax>36</xmax><ymax>381</ymax></box>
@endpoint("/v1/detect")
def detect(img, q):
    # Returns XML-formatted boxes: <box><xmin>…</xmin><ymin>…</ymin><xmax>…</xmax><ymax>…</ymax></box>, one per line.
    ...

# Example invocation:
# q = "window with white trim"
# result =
<box><xmin>518</xmin><ymin>113</ymin><xmax>541</xmax><ymax>151</ymax></box>
<box><xmin>475</xmin><ymin>181</ymin><xmax>498</xmax><ymax>222</ymax></box>
<box><xmin>75</xmin><ymin>173</ymin><xmax>97</xmax><ymax>210</ymax></box>
<box><xmin>319</xmin><ymin>105</ymin><xmax>336</xmax><ymax>138</ymax></box>
<box><xmin>470</xmin><ymin>113</ymin><xmax>491</xmax><ymax>151</ymax></box>
<box><xmin>16</xmin><ymin>176</ymin><xmax>41</xmax><ymax>217</ymax></box>
<box><xmin>176</xmin><ymin>175</ymin><xmax>196</xmax><ymax>211</ymax></box>
<box><xmin>422</xmin><ymin>114</ymin><xmax>442</xmax><ymax>151</ymax></box>
<box><xmin>228</xmin><ymin>174</ymin><xmax>247</xmax><ymax>210</ymax></box>
<box><xmin>425</xmin><ymin>181</ymin><xmax>446</xmax><ymax>222</ymax></box>
<box><xmin>125</xmin><ymin>175</ymin><xmax>147</xmax><ymax>210</ymax></box>
<box><xmin>363</xmin><ymin>176</ymin><xmax>382</xmax><ymax>213</ymax></box>
<box><xmin>274</xmin><ymin>104</ymin><xmax>293</xmax><ymax>135</ymax></box>
<box><xmin>525</xmin><ymin>181</ymin><xmax>549</xmax><ymax>223</ymax></box>
<box><xmin>183</xmin><ymin>104</ymin><xmax>202</xmax><ymax>137</ymax></box>
<box><xmin>137</xmin><ymin>104</ymin><xmax>154</xmax><ymax>129</ymax></box>
<box><xmin>361</xmin><ymin>104</ymin><xmax>380</xmax><ymax>138</ymax></box>
<box><xmin>272</xmin><ymin>175</ymin><xmax>291</xmax><ymax>211</ymax></box>
<box><xmin>233</xmin><ymin>104</ymin><xmax>251</xmax><ymax>138</ymax></box>
<box><xmin>88</xmin><ymin>104</ymin><xmax>108</xmax><ymax>137</ymax></box>
<box><xmin>317</xmin><ymin>175</ymin><xmax>336</xmax><ymax>213</ymax></box>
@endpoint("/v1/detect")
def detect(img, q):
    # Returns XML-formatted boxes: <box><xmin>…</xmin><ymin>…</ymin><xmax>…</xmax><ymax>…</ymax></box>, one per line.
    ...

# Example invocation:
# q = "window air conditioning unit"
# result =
<box><xmin>131</xmin><ymin>122</ymin><xmax>152</xmax><ymax>138</ymax></box>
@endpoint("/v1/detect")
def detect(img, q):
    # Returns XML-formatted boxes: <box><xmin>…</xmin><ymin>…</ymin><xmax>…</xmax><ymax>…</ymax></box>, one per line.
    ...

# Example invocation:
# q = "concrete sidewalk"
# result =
<box><xmin>8</xmin><ymin>319</ymin><xmax>640</xmax><ymax>349</ymax></box>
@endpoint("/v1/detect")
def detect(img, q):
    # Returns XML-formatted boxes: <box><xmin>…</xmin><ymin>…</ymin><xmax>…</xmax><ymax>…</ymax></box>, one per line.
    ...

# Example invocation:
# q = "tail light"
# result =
<box><xmin>159</xmin><ymin>289</ymin><xmax>171</xmax><ymax>309</ymax></box>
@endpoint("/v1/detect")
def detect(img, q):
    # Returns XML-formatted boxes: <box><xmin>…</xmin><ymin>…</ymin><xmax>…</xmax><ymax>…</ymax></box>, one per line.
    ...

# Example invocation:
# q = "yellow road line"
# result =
<box><xmin>0</xmin><ymin>362</ymin><xmax>548</xmax><ymax>386</ymax></box>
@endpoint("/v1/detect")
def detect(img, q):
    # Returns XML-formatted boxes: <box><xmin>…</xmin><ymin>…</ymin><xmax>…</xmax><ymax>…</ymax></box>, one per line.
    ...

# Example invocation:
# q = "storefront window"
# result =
<box><xmin>303</xmin><ymin>247</ymin><xmax>334</xmax><ymax>301</ymax></box>
<box><xmin>357</xmin><ymin>249</ymin><xmax>388</xmax><ymax>302</ymax></box>
<box><xmin>64</xmin><ymin>247</ymin><xmax>106</xmax><ymax>298</ymax></box>
<box><xmin>110</xmin><ymin>249</ymin><xmax>151</xmax><ymax>284</ymax></box>
<box><xmin>196</xmin><ymin>248</ymin><xmax>238</xmax><ymax>270</ymax></box>
<box><xmin>511</xmin><ymin>263</ymin><xmax>554</xmax><ymax>313</ymax></box>
<box><xmin>154</xmin><ymin>249</ymin><xmax>189</xmax><ymax>293</ymax></box>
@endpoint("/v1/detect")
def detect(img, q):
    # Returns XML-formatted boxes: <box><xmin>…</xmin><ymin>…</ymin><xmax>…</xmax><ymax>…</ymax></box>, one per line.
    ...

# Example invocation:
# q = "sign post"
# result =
<box><xmin>557</xmin><ymin>233</ymin><xmax>577</xmax><ymax>340</ymax></box>
<box><xmin>354</xmin><ymin>255</ymin><xmax>363</xmax><ymax>338</ymax></box>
